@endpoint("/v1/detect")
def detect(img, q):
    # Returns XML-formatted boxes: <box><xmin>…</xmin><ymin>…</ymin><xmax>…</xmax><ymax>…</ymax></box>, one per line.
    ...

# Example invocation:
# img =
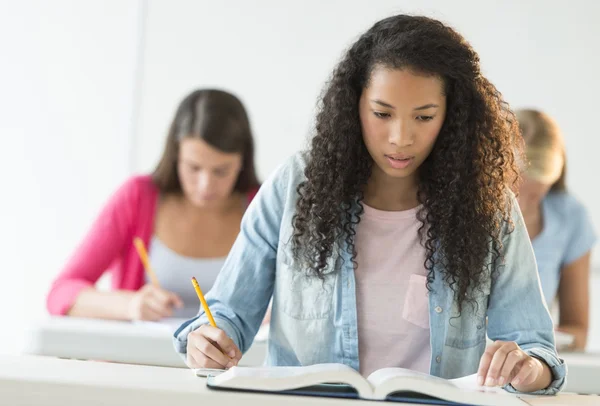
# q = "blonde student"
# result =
<box><xmin>174</xmin><ymin>15</ymin><xmax>565</xmax><ymax>394</ymax></box>
<box><xmin>47</xmin><ymin>89</ymin><xmax>259</xmax><ymax>320</ymax></box>
<box><xmin>516</xmin><ymin>109</ymin><xmax>596</xmax><ymax>350</ymax></box>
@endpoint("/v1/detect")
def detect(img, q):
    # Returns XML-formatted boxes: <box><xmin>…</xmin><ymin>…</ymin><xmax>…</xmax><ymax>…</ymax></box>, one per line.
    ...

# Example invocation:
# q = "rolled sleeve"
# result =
<box><xmin>503</xmin><ymin>347</ymin><xmax>567</xmax><ymax>395</ymax></box>
<box><xmin>488</xmin><ymin>194</ymin><xmax>566</xmax><ymax>395</ymax></box>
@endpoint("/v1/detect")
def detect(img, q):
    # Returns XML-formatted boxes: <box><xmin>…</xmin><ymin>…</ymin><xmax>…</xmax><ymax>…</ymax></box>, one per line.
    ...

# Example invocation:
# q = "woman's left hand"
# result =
<box><xmin>477</xmin><ymin>341</ymin><xmax>552</xmax><ymax>392</ymax></box>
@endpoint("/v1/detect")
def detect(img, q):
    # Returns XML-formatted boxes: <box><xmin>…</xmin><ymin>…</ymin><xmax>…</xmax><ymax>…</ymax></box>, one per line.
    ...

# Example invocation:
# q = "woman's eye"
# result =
<box><xmin>417</xmin><ymin>115</ymin><xmax>434</xmax><ymax>122</ymax></box>
<box><xmin>373</xmin><ymin>111</ymin><xmax>391</xmax><ymax>119</ymax></box>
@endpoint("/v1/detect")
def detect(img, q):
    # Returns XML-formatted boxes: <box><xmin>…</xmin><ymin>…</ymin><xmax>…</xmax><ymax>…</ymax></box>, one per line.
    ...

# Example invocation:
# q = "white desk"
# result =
<box><xmin>22</xmin><ymin>316</ymin><xmax>267</xmax><ymax>368</ymax></box>
<box><xmin>1</xmin><ymin>356</ymin><xmax>596</xmax><ymax>406</ymax></box>
<box><xmin>560</xmin><ymin>352</ymin><xmax>600</xmax><ymax>395</ymax></box>
<box><xmin>21</xmin><ymin>318</ymin><xmax>600</xmax><ymax>396</ymax></box>
<box><xmin>0</xmin><ymin>355</ymin><xmax>380</xmax><ymax>406</ymax></box>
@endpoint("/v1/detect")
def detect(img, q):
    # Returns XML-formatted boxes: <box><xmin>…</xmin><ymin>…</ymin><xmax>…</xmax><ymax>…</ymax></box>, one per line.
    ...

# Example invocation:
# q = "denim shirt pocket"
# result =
<box><xmin>276</xmin><ymin>248</ymin><xmax>338</xmax><ymax>320</ymax></box>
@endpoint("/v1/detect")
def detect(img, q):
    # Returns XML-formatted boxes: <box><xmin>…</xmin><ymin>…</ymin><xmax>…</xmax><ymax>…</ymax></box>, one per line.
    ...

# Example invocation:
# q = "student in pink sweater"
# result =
<box><xmin>47</xmin><ymin>89</ymin><xmax>260</xmax><ymax>321</ymax></box>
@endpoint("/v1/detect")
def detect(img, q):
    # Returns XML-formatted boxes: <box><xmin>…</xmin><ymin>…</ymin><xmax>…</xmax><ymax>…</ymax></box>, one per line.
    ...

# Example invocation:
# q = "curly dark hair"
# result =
<box><xmin>292</xmin><ymin>15</ymin><xmax>522</xmax><ymax>310</ymax></box>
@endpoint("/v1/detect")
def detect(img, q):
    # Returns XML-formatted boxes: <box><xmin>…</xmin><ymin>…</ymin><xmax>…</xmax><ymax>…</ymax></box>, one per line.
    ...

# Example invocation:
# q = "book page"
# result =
<box><xmin>554</xmin><ymin>330</ymin><xmax>575</xmax><ymax>350</ymax></box>
<box><xmin>210</xmin><ymin>363</ymin><xmax>375</xmax><ymax>398</ymax></box>
<box><xmin>450</xmin><ymin>374</ymin><xmax>509</xmax><ymax>393</ymax></box>
<box><xmin>368</xmin><ymin>367</ymin><xmax>453</xmax><ymax>388</ymax></box>
<box><xmin>369</xmin><ymin>370</ymin><xmax>527</xmax><ymax>405</ymax></box>
<box><xmin>132</xmin><ymin>317</ymin><xmax>187</xmax><ymax>333</ymax></box>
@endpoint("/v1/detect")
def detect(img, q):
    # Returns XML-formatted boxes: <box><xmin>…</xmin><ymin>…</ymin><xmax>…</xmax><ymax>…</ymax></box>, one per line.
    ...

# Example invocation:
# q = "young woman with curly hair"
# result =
<box><xmin>175</xmin><ymin>15</ymin><xmax>565</xmax><ymax>395</ymax></box>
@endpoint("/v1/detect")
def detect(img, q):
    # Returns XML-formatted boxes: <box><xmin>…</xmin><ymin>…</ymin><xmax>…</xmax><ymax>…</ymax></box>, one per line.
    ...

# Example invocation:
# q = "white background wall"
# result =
<box><xmin>1</xmin><ymin>0</ymin><xmax>599</xmax><ymax>353</ymax></box>
<box><xmin>0</xmin><ymin>0</ymin><xmax>142</xmax><ymax>353</ymax></box>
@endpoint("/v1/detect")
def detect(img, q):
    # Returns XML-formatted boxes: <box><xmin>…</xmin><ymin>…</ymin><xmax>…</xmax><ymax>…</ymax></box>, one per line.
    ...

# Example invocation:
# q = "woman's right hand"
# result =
<box><xmin>186</xmin><ymin>325</ymin><xmax>242</xmax><ymax>369</ymax></box>
<box><xmin>127</xmin><ymin>284</ymin><xmax>184</xmax><ymax>321</ymax></box>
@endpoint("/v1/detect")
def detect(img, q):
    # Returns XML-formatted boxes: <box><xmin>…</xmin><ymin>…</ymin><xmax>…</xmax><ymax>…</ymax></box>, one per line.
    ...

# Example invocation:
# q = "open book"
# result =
<box><xmin>205</xmin><ymin>363</ymin><xmax>528</xmax><ymax>406</ymax></box>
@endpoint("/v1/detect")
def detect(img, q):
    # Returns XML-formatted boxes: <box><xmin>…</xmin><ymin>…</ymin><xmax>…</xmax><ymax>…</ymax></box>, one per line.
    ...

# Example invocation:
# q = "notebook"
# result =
<box><xmin>204</xmin><ymin>363</ymin><xmax>529</xmax><ymax>406</ymax></box>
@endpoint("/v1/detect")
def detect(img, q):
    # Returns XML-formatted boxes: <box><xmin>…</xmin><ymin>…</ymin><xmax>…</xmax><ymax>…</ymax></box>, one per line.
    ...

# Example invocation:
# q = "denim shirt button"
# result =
<box><xmin>477</xmin><ymin>324</ymin><xmax>483</xmax><ymax>330</ymax></box>
<box><xmin>436</xmin><ymin>356</ymin><xmax>441</xmax><ymax>363</ymax></box>
<box><xmin>434</xmin><ymin>306</ymin><xmax>443</xmax><ymax>313</ymax></box>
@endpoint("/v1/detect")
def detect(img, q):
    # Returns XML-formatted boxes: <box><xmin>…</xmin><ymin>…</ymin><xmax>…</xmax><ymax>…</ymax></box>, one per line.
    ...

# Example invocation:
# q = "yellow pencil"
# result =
<box><xmin>191</xmin><ymin>277</ymin><xmax>217</xmax><ymax>328</ymax></box>
<box><xmin>133</xmin><ymin>237</ymin><xmax>161</xmax><ymax>287</ymax></box>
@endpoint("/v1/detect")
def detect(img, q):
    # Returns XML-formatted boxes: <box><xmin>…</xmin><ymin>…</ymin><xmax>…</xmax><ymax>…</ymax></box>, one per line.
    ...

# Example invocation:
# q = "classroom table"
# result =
<box><xmin>21</xmin><ymin>317</ymin><xmax>600</xmax><ymax>396</ymax></box>
<box><xmin>559</xmin><ymin>351</ymin><xmax>600</xmax><ymax>395</ymax></box>
<box><xmin>0</xmin><ymin>355</ymin><xmax>383</xmax><ymax>406</ymax></box>
<box><xmin>1</xmin><ymin>355</ymin><xmax>597</xmax><ymax>406</ymax></box>
<box><xmin>22</xmin><ymin>316</ymin><xmax>267</xmax><ymax>368</ymax></box>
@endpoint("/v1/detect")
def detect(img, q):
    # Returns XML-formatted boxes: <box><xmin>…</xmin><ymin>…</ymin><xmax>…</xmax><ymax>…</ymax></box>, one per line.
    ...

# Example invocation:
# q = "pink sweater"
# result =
<box><xmin>46</xmin><ymin>175</ymin><xmax>257</xmax><ymax>316</ymax></box>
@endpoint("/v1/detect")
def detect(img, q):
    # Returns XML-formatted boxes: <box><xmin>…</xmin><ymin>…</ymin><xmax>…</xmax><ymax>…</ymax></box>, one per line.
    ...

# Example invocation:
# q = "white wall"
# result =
<box><xmin>0</xmin><ymin>0</ymin><xmax>142</xmax><ymax>353</ymax></box>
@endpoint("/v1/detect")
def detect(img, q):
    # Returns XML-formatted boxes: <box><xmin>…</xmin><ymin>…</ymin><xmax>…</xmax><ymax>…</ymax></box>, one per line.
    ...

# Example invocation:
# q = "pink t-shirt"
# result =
<box><xmin>355</xmin><ymin>202</ymin><xmax>431</xmax><ymax>376</ymax></box>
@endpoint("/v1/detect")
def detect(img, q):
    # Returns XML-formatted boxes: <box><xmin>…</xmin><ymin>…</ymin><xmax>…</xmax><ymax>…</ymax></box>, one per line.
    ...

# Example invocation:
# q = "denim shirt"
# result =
<box><xmin>173</xmin><ymin>152</ymin><xmax>566</xmax><ymax>395</ymax></box>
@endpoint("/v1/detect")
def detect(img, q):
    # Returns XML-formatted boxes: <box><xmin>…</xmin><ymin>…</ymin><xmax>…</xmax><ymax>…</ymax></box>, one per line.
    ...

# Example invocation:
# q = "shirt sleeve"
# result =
<box><xmin>173</xmin><ymin>156</ymin><xmax>295</xmax><ymax>357</ymax></box>
<box><xmin>487</xmin><ymin>194</ymin><xmax>566</xmax><ymax>395</ymax></box>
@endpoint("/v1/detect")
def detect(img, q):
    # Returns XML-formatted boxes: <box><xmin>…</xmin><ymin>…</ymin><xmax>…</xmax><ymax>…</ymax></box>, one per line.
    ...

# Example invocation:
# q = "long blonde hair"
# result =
<box><xmin>516</xmin><ymin>109</ymin><xmax>566</xmax><ymax>191</ymax></box>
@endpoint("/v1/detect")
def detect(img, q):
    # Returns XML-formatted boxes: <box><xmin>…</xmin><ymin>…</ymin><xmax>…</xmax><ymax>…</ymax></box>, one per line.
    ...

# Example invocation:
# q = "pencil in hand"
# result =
<box><xmin>133</xmin><ymin>237</ymin><xmax>161</xmax><ymax>287</ymax></box>
<box><xmin>190</xmin><ymin>276</ymin><xmax>241</xmax><ymax>369</ymax></box>
<box><xmin>191</xmin><ymin>276</ymin><xmax>217</xmax><ymax>327</ymax></box>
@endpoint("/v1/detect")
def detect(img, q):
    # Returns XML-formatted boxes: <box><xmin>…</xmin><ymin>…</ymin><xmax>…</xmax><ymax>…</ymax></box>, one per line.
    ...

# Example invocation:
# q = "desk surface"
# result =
<box><xmin>23</xmin><ymin>316</ymin><xmax>266</xmax><ymax>368</ymax></box>
<box><xmin>21</xmin><ymin>317</ymin><xmax>600</xmax><ymax>396</ymax></box>
<box><xmin>0</xmin><ymin>355</ymin><xmax>380</xmax><ymax>406</ymax></box>
<box><xmin>558</xmin><ymin>352</ymin><xmax>600</xmax><ymax>395</ymax></box>
<box><xmin>2</xmin><ymin>356</ymin><xmax>597</xmax><ymax>406</ymax></box>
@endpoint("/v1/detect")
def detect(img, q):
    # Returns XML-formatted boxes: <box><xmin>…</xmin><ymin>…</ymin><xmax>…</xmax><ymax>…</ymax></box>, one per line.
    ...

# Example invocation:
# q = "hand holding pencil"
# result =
<box><xmin>186</xmin><ymin>277</ymin><xmax>242</xmax><ymax>369</ymax></box>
